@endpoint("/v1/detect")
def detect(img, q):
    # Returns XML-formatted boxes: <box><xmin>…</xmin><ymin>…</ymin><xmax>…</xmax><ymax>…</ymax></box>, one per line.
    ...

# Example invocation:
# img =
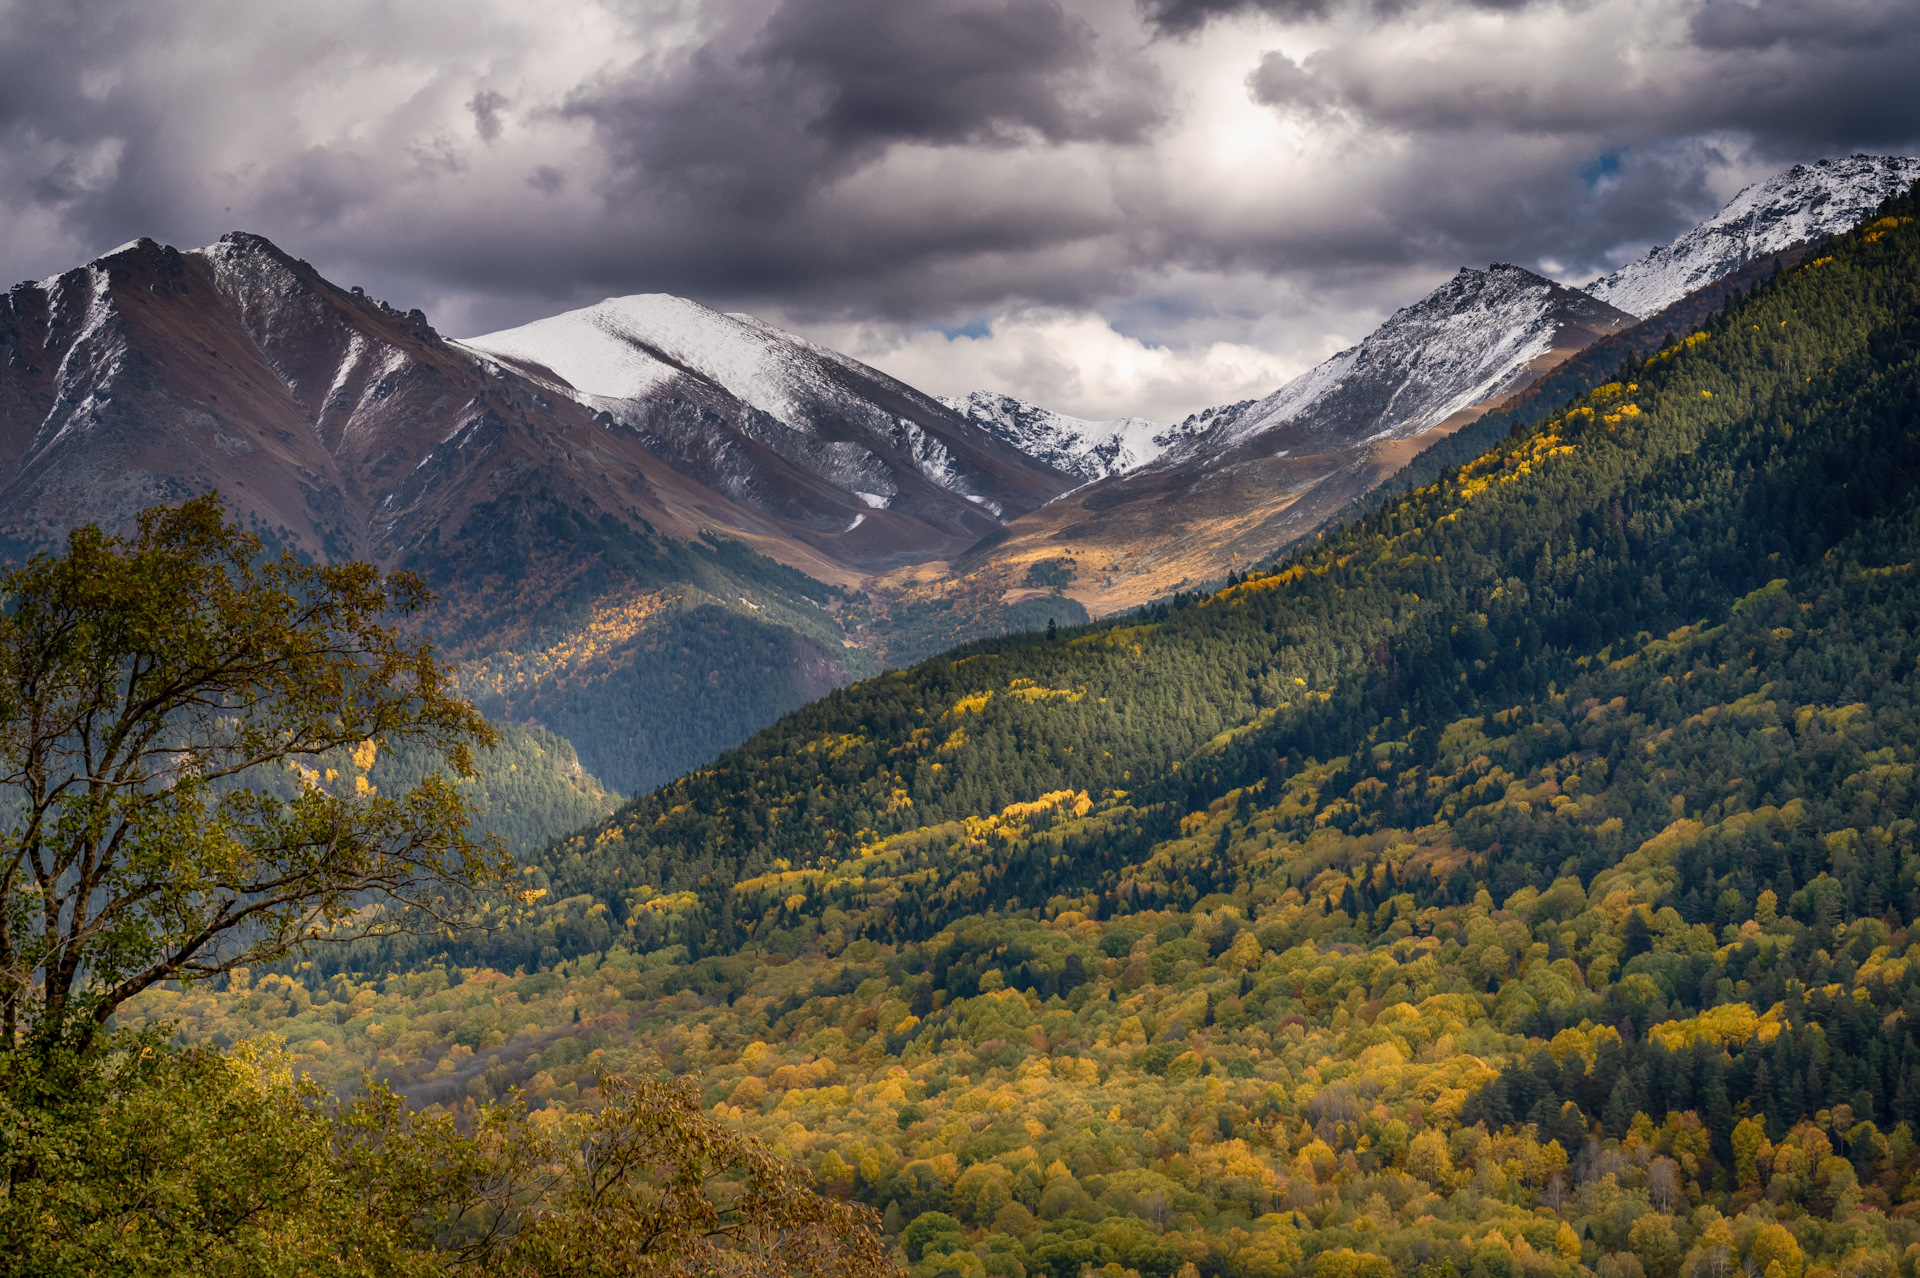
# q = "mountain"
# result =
<box><xmin>462</xmin><ymin>297</ymin><xmax>1072</xmax><ymax>561</ymax></box>
<box><xmin>936</xmin><ymin>390</ymin><xmax>1176</xmax><ymax>482</ymax></box>
<box><xmin>0</xmin><ymin>234</ymin><xmax>1074</xmax><ymax>794</ymax></box>
<box><xmin>444</xmin><ymin>185</ymin><xmax>1920</xmax><ymax>963</ymax></box>
<box><xmin>1585</xmin><ymin>153</ymin><xmax>1920</xmax><ymax>316</ymax></box>
<box><xmin>168</xmin><ymin>183</ymin><xmax>1920</xmax><ymax>1278</ymax></box>
<box><xmin>936</xmin><ymin>264</ymin><xmax>1635</xmax><ymax>619</ymax></box>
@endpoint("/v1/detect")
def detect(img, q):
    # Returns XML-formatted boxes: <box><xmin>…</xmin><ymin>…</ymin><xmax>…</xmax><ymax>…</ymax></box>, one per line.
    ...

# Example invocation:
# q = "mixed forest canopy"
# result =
<box><xmin>97</xmin><ymin>184</ymin><xmax>1920</xmax><ymax>1278</ymax></box>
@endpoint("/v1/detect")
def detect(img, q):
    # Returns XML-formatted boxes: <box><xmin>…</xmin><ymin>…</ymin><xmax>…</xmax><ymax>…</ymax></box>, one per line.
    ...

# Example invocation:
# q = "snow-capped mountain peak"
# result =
<box><xmin>937</xmin><ymin>391</ymin><xmax>1173</xmax><ymax>482</ymax></box>
<box><xmin>1585</xmin><ymin>154</ymin><xmax>1920</xmax><ymax>318</ymax></box>
<box><xmin>464</xmin><ymin>294</ymin><xmax>851</xmax><ymax>424</ymax></box>
<box><xmin>460</xmin><ymin>295</ymin><xmax>1074</xmax><ymax>547</ymax></box>
<box><xmin>1155</xmin><ymin>262</ymin><xmax>1635</xmax><ymax>468</ymax></box>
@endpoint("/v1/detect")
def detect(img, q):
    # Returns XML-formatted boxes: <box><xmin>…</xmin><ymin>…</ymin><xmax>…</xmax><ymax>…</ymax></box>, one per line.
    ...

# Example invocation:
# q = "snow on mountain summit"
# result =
<box><xmin>1156</xmin><ymin>262</ymin><xmax>1635</xmax><ymax>469</ymax></box>
<box><xmin>459</xmin><ymin>295</ymin><xmax>1074</xmax><ymax>544</ymax></box>
<box><xmin>463</xmin><ymin>294</ymin><xmax>871</xmax><ymax>427</ymax></box>
<box><xmin>1585</xmin><ymin>154</ymin><xmax>1920</xmax><ymax>318</ymax></box>
<box><xmin>938</xmin><ymin>391</ymin><xmax>1174</xmax><ymax>482</ymax></box>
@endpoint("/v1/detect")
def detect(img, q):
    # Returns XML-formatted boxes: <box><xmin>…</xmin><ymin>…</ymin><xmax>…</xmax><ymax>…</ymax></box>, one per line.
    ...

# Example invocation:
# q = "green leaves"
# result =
<box><xmin>0</xmin><ymin>493</ymin><xmax>508</xmax><ymax>1059</ymax></box>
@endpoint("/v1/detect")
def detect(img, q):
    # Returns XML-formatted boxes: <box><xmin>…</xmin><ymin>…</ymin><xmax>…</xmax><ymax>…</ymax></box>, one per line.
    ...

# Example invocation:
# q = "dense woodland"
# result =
<box><xmin>437</xmin><ymin>521</ymin><xmax>876</xmax><ymax>795</ymax></box>
<box><xmin>121</xmin><ymin>188</ymin><xmax>1920</xmax><ymax>1278</ymax></box>
<box><xmin>440</xmin><ymin>513</ymin><xmax>1103</xmax><ymax>794</ymax></box>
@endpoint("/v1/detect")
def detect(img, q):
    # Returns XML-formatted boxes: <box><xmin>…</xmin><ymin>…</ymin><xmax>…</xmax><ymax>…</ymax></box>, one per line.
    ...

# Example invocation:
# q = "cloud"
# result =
<box><xmin>1137</xmin><ymin>0</ymin><xmax>1533</xmax><ymax>36</ymax></box>
<box><xmin>468</xmin><ymin>90</ymin><xmax>511</xmax><ymax>142</ymax></box>
<box><xmin>561</xmin><ymin>0</ymin><xmax>1161</xmax><ymax>218</ymax></box>
<box><xmin>0</xmin><ymin>0</ymin><xmax>1912</xmax><ymax>418</ymax></box>
<box><xmin>1690</xmin><ymin>0</ymin><xmax>1912</xmax><ymax>51</ymax></box>
<box><xmin>810</xmin><ymin>306</ymin><xmax>1343</xmax><ymax>422</ymax></box>
<box><xmin>1138</xmin><ymin>0</ymin><xmax>1335</xmax><ymax>36</ymax></box>
<box><xmin>1244</xmin><ymin>51</ymin><xmax>1341</xmax><ymax>116</ymax></box>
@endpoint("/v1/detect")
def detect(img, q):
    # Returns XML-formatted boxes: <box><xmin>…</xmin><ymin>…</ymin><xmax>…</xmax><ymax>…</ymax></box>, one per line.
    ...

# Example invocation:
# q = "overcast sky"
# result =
<box><xmin>2</xmin><ymin>0</ymin><xmax>1916</xmax><ymax>422</ymax></box>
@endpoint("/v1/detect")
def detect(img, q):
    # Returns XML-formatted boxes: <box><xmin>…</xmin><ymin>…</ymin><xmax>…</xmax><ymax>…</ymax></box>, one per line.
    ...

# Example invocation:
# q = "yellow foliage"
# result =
<box><xmin>1311</xmin><ymin>1249</ymin><xmax>1391</xmax><ymax>1278</ymax></box>
<box><xmin>1005</xmin><ymin>678</ymin><xmax>1083</xmax><ymax>704</ymax></box>
<box><xmin>1648</xmin><ymin>1002</ymin><xmax>1786</xmax><ymax>1051</ymax></box>
<box><xmin>1750</xmin><ymin>1223</ymin><xmax>1804</xmax><ymax>1278</ymax></box>
<box><xmin>1546</xmin><ymin>1022</ymin><xmax>1621</xmax><ymax>1068</ymax></box>
<box><xmin>1407</xmin><ymin>1128</ymin><xmax>1451</xmax><ymax>1186</ymax></box>
<box><xmin>460</xmin><ymin>586</ymin><xmax>679</xmax><ymax>701</ymax></box>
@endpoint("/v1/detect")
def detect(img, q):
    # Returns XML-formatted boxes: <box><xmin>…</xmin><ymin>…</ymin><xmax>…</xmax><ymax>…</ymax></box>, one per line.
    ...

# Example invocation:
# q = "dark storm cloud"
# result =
<box><xmin>1244</xmin><ymin>51</ymin><xmax>1339</xmax><ymax>115</ymax></box>
<box><xmin>1137</xmin><ymin>0</ymin><xmax>1531</xmax><ymax>36</ymax></box>
<box><xmin>1691</xmin><ymin>0</ymin><xmax>1912</xmax><ymax>50</ymax></box>
<box><xmin>0</xmin><ymin>0</ymin><xmax>1914</xmax><ymax>395</ymax></box>
<box><xmin>468</xmin><ymin>90</ymin><xmax>511</xmax><ymax>142</ymax></box>
<box><xmin>1138</xmin><ymin>0</ymin><xmax>1333</xmax><ymax>35</ymax></box>
<box><xmin>1211</xmin><ymin>0</ymin><xmax>1920</xmax><ymax>289</ymax></box>
<box><xmin>564</xmin><ymin>0</ymin><xmax>1160</xmax><ymax>218</ymax></box>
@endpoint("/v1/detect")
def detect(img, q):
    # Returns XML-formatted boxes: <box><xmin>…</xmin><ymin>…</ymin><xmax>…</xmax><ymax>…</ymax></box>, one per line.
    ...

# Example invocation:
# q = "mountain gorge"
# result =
<box><xmin>125</xmin><ymin>182</ymin><xmax>1920</xmax><ymax>1278</ymax></box>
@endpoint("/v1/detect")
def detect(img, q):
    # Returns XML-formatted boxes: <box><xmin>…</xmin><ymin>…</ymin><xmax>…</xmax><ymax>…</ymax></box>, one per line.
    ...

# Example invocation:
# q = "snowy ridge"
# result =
<box><xmin>1153</xmin><ymin>264</ymin><xmax>1633</xmax><ymax>470</ymax></box>
<box><xmin>1586</xmin><ymin>154</ymin><xmax>1920</xmax><ymax>318</ymax></box>
<box><xmin>462</xmin><ymin>295</ymin><xmax>813</xmax><ymax>418</ymax></box>
<box><xmin>458</xmin><ymin>293</ymin><xmax>1073</xmax><ymax>527</ymax></box>
<box><xmin>938</xmin><ymin>390</ymin><xmax>1171</xmax><ymax>481</ymax></box>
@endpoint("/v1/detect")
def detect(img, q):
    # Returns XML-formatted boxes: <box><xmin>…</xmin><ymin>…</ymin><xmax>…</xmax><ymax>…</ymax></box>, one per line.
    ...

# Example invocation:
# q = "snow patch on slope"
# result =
<box><xmin>939</xmin><ymin>390</ymin><xmax>1171</xmax><ymax>481</ymax></box>
<box><xmin>1586</xmin><ymin>154</ymin><xmax>1920</xmax><ymax>318</ymax></box>
<box><xmin>458</xmin><ymin>297</ymin><xmax>686</xmax><ymax>401</ymax></box>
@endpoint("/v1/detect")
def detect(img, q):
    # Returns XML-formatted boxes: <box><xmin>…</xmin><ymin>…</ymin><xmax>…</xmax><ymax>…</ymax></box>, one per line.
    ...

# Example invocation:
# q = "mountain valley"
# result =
<box><xmin>114</xmin><ymin>179</ymin><xmax>1920</xmax><ymax>1278</ymax></box>
<box><xmin>5</xmin><ymin>157</ymin><xmax>1913</xmax><ymax>799</ymax></box>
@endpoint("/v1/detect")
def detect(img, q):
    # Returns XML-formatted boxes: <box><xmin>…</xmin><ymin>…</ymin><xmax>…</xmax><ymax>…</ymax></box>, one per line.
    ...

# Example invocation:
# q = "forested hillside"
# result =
<box><xmin>371</xmin><ymin>720</ymin><xmax>617</xmax><ymax>856</ymax></box>
<box><xmin>482</xmin><ymin>190</ymin><xmax>1920</xmax><ymax>966</ymax></box>
<box><xmin>125</xmin><ymin>189</ymin><xmax>1920</xmax><ymax>1278</ymax></box>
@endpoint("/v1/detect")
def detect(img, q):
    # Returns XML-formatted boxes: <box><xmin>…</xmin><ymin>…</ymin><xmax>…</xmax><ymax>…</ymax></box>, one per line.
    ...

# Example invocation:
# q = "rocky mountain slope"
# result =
<box><xmin>938</xmin><ymin>265</ymin><xmax>1636</xmax><ymax>618</ymax></box>
<box><xmin>936</xmin><ymin>390</ymin><xmax>1177</xmax><ymax>482</ymax></box>
<box><xmin>463</xmin><ymin>297</ymin><xmax>1070</xmax><ymax>560</ymax></box>
<box><xmin>1585</xmin><ymin>153</ymin><xmax>1920</xmax><ymax>317</ymax></box>
<box><xmin>6</xmin><ymin>155</ymin><xmax>1907</xmax><ymax>795</ymax></box>
<box><xmin>919</xmin><ymin>154</ymin><xmax>1920</xmax><ymax>629</ymax></box>
<box><xmin>0</xmin><ymin>233</ymin><xmax>1074</xmax><ymax>792</ymax></box>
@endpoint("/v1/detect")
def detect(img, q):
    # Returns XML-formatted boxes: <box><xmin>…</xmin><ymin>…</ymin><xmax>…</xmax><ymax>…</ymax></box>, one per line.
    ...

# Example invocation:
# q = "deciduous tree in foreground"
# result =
<box><xmin>0</xmin><ymin>493</ymin><xmax>505</xmax><ymax>1059</ymax></box>
<box><xmin>11</xmin><ymin>1039</ymin><xmax>893</xmax><ymax>1277</ymax></box>
<box><xmin>0</xmin><ymin>497</ymin><xmax>892</xmax><ymax>1277</ymax></box>
<box><xmin>339</xmin><ymin>1071</ymin><xmax>895</xmax><ymax>1277</ymax></box>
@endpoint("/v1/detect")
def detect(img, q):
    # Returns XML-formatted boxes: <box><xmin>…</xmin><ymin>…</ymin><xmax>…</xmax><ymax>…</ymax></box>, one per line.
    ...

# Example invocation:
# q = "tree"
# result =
<box><xmin>0</xmin><ymin>1037</ymin><xmax>368</xmax><ymax>1275</ymax></box>
<box><xmin>1746</xmin><ymin>1224</ymin><xmax>1803</xmax><ymax>1278</ymax></box>
<box><xmin>483</xmin><ymin>1074</ymin><xmax>895</xmax><ymax>1278</ymax></box>
<box><xmin>0</xmin><ymin>495</ymin><xmax>507</xmax><ymax>1060</ymax></box>
<box><xmin>4</xmin><ymin>1042</ymin><xmax>895</xmax><ymax>1278</ymax></box>
<box><xmin>1407</xmin><ymin>1128</ymin><xmax>1453</xmax><ymax>1187</ymax></box>
<box><xmin>1311</xmin><ymin>1248</ymin><xmax>1392</xmax><ymax>1278</ymax></box>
